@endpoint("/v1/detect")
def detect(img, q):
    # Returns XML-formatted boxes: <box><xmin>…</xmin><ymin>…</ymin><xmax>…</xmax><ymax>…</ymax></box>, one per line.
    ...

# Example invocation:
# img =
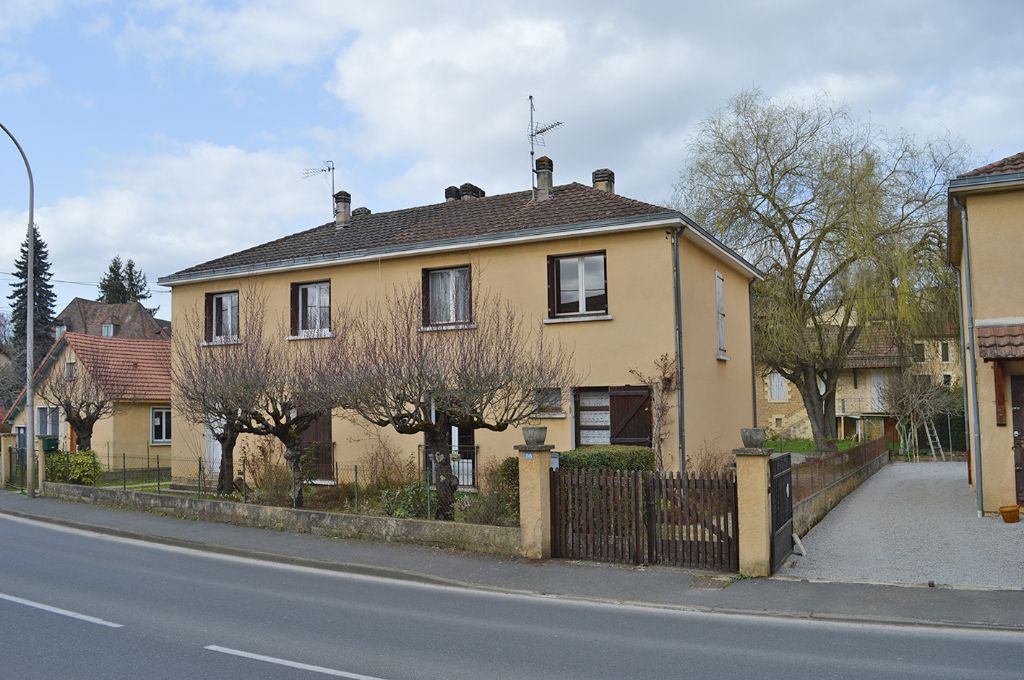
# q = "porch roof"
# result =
<box><xmin>976</xmin><ymin>323</ymin><xmax>1024</xmax><ymax>361</ymax></box>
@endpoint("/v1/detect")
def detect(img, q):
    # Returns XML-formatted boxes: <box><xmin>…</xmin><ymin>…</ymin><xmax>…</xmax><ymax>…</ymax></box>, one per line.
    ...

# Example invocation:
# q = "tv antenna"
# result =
<box><xmin>528</xmin><ymin>95</ymin><xmax>563</xmax><ymax>197</ymax></box>
<box><xmin>302</xmin><ymin>160</ymin><xmax>335</xmax><ymax>217</ymax></box>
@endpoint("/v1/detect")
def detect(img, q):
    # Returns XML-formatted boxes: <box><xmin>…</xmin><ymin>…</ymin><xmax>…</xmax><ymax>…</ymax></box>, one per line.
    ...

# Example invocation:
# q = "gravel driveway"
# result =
<box><xmin>783</xmin><ymin>462</ymin><xmax>1024</xmax><ymax>589</ymax></box>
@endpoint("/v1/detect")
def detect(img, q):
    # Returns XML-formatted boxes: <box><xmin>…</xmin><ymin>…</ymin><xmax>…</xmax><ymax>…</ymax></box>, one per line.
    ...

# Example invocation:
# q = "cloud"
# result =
<box><xmin>0</xmin><ymin>143</ymin><xmax>330</xmax><ymax>310</ymax></box>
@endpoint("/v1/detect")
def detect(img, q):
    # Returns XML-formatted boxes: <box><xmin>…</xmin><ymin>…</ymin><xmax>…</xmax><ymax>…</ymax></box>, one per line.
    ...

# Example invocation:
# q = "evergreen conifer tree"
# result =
<box><xmin>97</xmin><ymin>255</ymin><xmax>128</xmax><ymax>304</ymax></box>
<box><xmin>7</xmin><ymin>225</ymin><xmax>56</xmax><ymax>368</ymax></box>
<box><xmin>123</xmin><ymin>259</ymin><xmax>151</xmax><ymax>302</ymax></box>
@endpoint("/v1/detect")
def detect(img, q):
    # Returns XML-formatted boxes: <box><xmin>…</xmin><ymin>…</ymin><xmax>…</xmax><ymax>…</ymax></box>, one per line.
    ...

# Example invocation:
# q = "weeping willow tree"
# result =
<box><xmin>677</xmin><ymin>90</ymin><xmax>966</xmax><ymax>451</ymax></box>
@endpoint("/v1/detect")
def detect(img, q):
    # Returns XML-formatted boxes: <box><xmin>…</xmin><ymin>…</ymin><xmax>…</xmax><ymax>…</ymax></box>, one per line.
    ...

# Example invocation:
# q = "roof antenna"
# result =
<box><xmin>528</xmin><ymin>96</ymin><xmax>563</xmax><ymax>199</ymax></box>
<box><xmin>302</xmin><ymin>160</ymin><xmax>335</xmax><ymax>218</ymax></box>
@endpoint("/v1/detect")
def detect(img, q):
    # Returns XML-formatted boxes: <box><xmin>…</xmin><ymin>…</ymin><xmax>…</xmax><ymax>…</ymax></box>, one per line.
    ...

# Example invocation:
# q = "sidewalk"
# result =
<box><xmin>2</xmin><ymin>489</ymin><xmax>1023</xmax><ymax>632</ymax></box>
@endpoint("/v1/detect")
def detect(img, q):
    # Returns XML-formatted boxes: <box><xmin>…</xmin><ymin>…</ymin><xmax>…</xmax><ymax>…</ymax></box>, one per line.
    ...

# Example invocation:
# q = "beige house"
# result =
<box><xmin>159</xmin><ymin>158</ymin><xmax>761</xmax><ymax>485</ymax></box>
<box><xmin>3</xmin><ymin>333</ymin><xmax>172</xmax><ymax>470</ymax></box>
<box><xmin>949</xmin><ymin>150</ymin><xmax>1024</xmax><ymax>512</ymax></box>
<box><xmin>758</xmin><ymin>329</ymin><xmax>960</xmax><ymax>442</ymax></box>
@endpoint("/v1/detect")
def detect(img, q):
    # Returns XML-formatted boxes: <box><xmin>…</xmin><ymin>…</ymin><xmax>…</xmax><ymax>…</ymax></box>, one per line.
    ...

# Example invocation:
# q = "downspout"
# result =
<box><xmin>671</xmin><ymin>226</ymin><xmax>686</xmax><ymax>476</ymax></box>
<box><xmin>955</xmin><ymin>196</ymin><xmax>984</xmax><ymax>516</ymax></box>
<box><xmin>954</xmin><ymin>267</ymin><xmax>970</xmax><ymax>463</ymax></box>
<box><xmin>749</xmin><ymin>279</ymin><xmax>757</xmax><ymax>428</ymax></box>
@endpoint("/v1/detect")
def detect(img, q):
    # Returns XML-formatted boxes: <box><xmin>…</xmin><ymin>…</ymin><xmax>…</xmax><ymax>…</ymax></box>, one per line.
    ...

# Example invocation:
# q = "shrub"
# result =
<box><xmin>378</xmin><ymin>482</ymin><xmax>435</xmax><ymax>519</ymax></box>
<box><xmin>239</xmin><ymin>439</ymin><xmax>292</xmax><ymax>506</ymax></box>
<box><xmin>458</xmin><ymin>460</ymin><xmax>519</xmax><ymax>526</ymax></box>
<box><xmin>558</xmin><ymin>445</ymin><xmax>656</xmax><ymax>471</ymax></box>
<box><xmin>687</xmin><ymin>440</ymin><xmax>733</xmax><ymax>477</ymax></box>
<box><xmin>45</xmin><ymin>450</ymin><xmax>102</xmax><ymax>485</ymax></box>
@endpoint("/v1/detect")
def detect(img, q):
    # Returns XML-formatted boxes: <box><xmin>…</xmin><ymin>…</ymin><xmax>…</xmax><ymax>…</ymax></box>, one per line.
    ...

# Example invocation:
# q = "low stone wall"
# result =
<box><xmin>793</xmin><ymin>454</ymin><xmax>888</xmax><ymax>536</ymax></box>
<box><xmin>41</xmin><ymin>482</ymin><xmax>521</xmax><ymax>557</ymax></box>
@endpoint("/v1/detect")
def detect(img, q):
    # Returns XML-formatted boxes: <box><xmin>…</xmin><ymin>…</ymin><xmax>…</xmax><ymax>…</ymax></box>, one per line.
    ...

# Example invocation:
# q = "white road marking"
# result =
<box><xmin>0</xmin><ymin>591</ymin><xmax>123</xmax><ymax>628</ymax></box>
<box><xmin>204</xmin><ymin>645</ymin><xmax>389</xmax><ymax>679</ymax></box>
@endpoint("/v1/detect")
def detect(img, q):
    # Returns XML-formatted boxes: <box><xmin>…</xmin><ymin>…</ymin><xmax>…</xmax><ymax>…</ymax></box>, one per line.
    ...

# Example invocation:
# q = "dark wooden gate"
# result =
<box><xmin>1011</xmin><ymin>376</ymin><xmax>1024</xmax><ymax>504</ymax></box>
<box><xmin>770</xmin><ymin>453</ymin><xmax>794</xmax><ymax>572</ymax></box>
<box><xmin>300</xmin><ymin>413</ymin><xmax>334</xmax><ymax>481</ymax></box>
<box><xmin>550</xmin><ymin>469</ymin><xmax>739</xmax><ymax>571</ymax></box>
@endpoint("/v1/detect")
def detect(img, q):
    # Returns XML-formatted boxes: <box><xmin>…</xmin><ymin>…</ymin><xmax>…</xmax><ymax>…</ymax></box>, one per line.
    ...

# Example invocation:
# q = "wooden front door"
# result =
<box><xmin>1011</xmin><ymin>376</ymin><xmax>1024</xmax><ymax>504</ymax></box>
<box><xmin>301</xmin><ymin>413</ymin><xmax>334</xmax><ymax>481</ymax></box>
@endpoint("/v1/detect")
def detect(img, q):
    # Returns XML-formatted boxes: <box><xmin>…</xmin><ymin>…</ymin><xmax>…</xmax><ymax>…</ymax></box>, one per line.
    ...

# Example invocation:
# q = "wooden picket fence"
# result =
<box><xmin>550</xmin><ymin>468</ymin><xmax>739</xmax><ymax>572</ymax></box>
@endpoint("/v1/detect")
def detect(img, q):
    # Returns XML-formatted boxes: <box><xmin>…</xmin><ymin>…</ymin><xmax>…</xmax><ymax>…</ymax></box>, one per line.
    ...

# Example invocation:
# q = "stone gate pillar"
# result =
<box><xmin>515</xmin><ymin>443</ymin><xmax>554</xmax><ymax>559</ymax></box>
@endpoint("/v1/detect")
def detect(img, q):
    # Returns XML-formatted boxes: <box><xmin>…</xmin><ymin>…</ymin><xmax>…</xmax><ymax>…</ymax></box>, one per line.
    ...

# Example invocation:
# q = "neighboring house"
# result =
<box><xmin>949</xmin><ymin>150</ymin><xmax>1024</xmax><ymax>511</ymax></box>
<box><xmin>53</xmin><ymin>298</ymin><xmax>171</xmax><ymax>340</ymax></box>
<box><xmin>158</xmin><ymin>157</ymin><xmax>761</xmax><ymax>485</ymax></box>
<box><xmin>757</xmin><ymin>328</ymin><xmax>960</xmax><ymax>442</ymax></box>
<box><xmin>3</xmin><ymin>332</ymin><xmax>172</xmax><ymax>469</ymax></box>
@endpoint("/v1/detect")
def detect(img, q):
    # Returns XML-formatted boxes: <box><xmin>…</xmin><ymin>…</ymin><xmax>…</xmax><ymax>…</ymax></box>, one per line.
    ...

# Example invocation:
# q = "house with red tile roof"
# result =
<box><xmin>948</xmin><ymin>150</ymin><xmax>1024</xmax><ymax>513</ymax></box>
<box><xmin>3</xmin><ymin>332</ymin><xmax>171</xmax><ymax>472</ymax></box>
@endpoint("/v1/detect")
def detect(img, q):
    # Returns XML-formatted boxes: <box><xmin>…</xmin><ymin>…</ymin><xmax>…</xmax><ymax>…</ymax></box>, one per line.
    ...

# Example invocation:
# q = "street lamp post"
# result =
<box><xmin>0</xmin><ymin>122</ymin><xmax>36</xmax><ymax>498</ymax></box>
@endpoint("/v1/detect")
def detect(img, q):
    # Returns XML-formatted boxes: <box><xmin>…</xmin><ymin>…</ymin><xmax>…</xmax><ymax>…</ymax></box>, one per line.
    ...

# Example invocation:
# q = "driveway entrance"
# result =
<box><xmin>784</xmin><ymin>462</ymin><xmax>1024</xmax><ymax>589</ymax></box>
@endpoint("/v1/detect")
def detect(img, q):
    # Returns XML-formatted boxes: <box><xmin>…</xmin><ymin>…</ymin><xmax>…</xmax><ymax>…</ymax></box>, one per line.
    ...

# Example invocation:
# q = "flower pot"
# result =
<box><xmin>740</xmin><ymin>427</ymin><xmax>767</xmax><ymax>449</ymax></box>
<box><xmin>522</xmin><ymin>426</ymin><xmax>548</xmax><ymax>446</ymax></box>
<box><xmin>999</xmin><ymin>505</ymin><xmax>1020</xmax><ymax>524</ymax></box>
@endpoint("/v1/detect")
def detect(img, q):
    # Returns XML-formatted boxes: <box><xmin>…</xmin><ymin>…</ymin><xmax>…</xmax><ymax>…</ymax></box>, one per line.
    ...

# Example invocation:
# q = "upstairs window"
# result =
<box><xmin>716</xmin><ymin>271</ymin><xmax>726</xmax><ymax>355</ymax></box>
<box><xmin>101</xmin><ymin>323</ymin><xmax>115</xmax><ymax>337</ymax></box>
<box><xmin>768</xmin><ymin>372</ymin><xmax>787</xmax><ymax>401</ymax></box>
<box><xmin>63</xmin><ymin>360</ymin><xmax>77</xmax><ymax>381</ymax></box>
<box><xmin>940</xmin><ymin>341</ymin><xmax>950</xmax><ymax>362</ymax></box>
<box><xmin>55</xmin><ymin>324</ymin><xmax>66</xmax><ymax>339</ymax></box>
<box><xmin>205</xmin><ymin>291</ymin><xmax>239</xmax><ymax>343</ymax></box>
<box><xmin>548</xmin><ymin>252</ymin><xmax>607</xmax><ymax>317</ymax></box>
<box><xmin>423</xmin><ymin>266</ymin><xmax>471</xmax><ymax>326</ymax></box>
<box><xmin>912</xmin><ymin>342</ymin><xmax>925</xmax><ymax>363</ymax></box>
<box><xmin>291</xmin><ymin>281</ymin><xmax>331</xmax><ymax>336</ymax></box>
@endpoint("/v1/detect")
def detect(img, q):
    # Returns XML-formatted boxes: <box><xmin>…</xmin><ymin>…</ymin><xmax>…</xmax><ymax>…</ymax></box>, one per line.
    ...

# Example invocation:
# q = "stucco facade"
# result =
<box><xmin>162</xmin><ymin>176</ymin><xmax>759</xmax><ymax>485</ymax></box>
<box><xmin>949</xmin><ymin>161</ymin><xmax>1024</xmax><ymax>512</ymax></box>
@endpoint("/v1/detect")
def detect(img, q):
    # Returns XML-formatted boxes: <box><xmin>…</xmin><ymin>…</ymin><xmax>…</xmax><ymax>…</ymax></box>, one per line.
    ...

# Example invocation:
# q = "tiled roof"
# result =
<box><xmin>64</xmin><ymin>333</ymin><xmax>171</xmax><ymax>401</ymax></box>
<box><xmin>164</xmin><ymin>182</ymin><xmax>673</xmax><ymax>281</ymax></box>
<box><xmin>976</xmin><ymin>324</ymin><xmax>1024</xmax><ymax>361</ymax></box>
<box><xmin>55</xmin><ymin>298</ymin><xmax>171</xmax><ymax>339</ymax></box>
<box><xmin>845</xmin><ymin>329</ymin><xmax>901</xmax><ymax>369</ymax></box>
<box><xmin>958</xmin><ymin>151</ymin><xmax>1024</xmax><ymax>179</ymax></box>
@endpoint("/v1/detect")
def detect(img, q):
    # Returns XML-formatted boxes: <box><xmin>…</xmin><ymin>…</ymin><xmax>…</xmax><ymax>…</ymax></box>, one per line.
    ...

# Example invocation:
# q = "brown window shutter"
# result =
<box><xmin>204</xmin><ymin>294</ymin><xmax>213</xmax><ymax>342</ymax></box>
<box><xmin>609</xmin><ymin>386</ymin><xmax>653</xmax><ymax>447</ymax></box>
<box><xmin>290</xmin><ymin>283</ymin><xmax>299</xmax><ymax>336</ymax></box>
<box><xmin>421</xmin><ymin>269</ymin><xmax>430</xmax><ymax>326</ymax></box>
<box><xmin>546</xmin><ymin>256</ymin><xmax>557</xmax><ymax>318</ymax></box>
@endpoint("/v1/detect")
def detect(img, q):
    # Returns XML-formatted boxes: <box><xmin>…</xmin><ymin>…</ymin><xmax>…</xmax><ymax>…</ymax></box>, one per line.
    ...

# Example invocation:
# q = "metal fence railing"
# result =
<box><xmin>418</xmin><ymin>445</ymin><xmax>478</xmax><ymax>489</ymax></box>
<box><xmin>791</xmin><ymin>437</ymin><xmax>889</xmax><ymax>505</ymax></box>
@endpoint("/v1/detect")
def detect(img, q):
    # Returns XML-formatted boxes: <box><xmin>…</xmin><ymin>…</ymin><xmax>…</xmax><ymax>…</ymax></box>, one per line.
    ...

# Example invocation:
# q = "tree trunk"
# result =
<box><xmin>794</xmin><ymin>367</ymin><xmax>839</xmax><ymax>453</ymax></box>
<box><xmin>216</xmin><ymin>429</ymin><xmax>239</xmax><ymax>496</ymax></box>
<box><xmin>281</xmin><ymin>438</ymin><xmax>305</xmax><ymax>508</ymax></box>
<box><xmin>70</xmin><ymin>420</ymin><xmax>95</xmax><ymax>452</ymax></box>
<box><xmin>425</xmin><ymin>424</ymin><xmax>457</xmax><ymax>521</ymax></box>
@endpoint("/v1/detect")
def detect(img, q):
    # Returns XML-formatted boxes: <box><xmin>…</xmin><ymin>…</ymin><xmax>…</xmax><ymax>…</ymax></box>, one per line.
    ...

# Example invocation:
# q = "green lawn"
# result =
<box><xmin>766</xmin><ymin>438</ymin><xmax>859</xmax><ymax>453</ymax></box>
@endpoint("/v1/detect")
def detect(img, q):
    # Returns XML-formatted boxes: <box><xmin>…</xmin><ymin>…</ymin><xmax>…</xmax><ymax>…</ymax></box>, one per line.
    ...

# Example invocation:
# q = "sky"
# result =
<box><xmin>1</xmin><ymin>0</ymin><xmax>1023</xmax><ymax>317</ymax></box>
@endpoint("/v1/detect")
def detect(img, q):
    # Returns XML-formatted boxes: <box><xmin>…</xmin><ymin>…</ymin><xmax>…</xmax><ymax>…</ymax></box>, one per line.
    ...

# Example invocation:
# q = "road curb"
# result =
<box><xmin>3</xmin><ymin>505</ymin><xmax>1023</xmax><ymax>634</ymax></box>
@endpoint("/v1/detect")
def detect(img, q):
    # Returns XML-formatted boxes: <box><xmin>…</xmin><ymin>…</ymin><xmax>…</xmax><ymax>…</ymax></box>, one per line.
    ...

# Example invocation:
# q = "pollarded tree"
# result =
<box><xmin>677</xmin><ymin>90</ymin><xmax>967</xmax><ymax>451</ymax></box>
<box><xmin>39</xmin><ymin>349</ymin><xmax>132</xmax><ymax>451</ymax></box>
<box><xmin>335</xmin><ymin>284</ymin><xmax>577</xmax><ymax>521</ymax></box>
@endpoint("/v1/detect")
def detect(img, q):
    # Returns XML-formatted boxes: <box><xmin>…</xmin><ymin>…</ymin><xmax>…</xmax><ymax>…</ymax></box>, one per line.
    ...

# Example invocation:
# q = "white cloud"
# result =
<box><xmin>0</xmin><ymin>143</ymin><xmax>330</xmax><ymax>312</ymax></box>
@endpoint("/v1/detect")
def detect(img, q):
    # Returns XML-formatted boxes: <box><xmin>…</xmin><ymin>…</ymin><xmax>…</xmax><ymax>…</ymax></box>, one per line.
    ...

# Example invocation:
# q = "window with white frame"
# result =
<box><xmin>292</xmin><ymin>281</ymin><xmax>331</xmax><ymax>335</ymax></box>
<box><xmin>206</xmin><ymin>291</ymin><xmax>239</xmax><ymax>342</ymax></box>
<box><xmin>768</xmin><ymin>372</ymin><xmax>787</xmax><ymax>401</ymax></box>
<box><xmin>715</xmin><ymin>271</ymin><xmax>726</xmax><ymax>355</ymax></box>
<box><xmin>101</xmin><ymin>323</ymin><xmax>115</xmax><ymax>337</ymax></box>
<box><xmin>36</xmin><ymin>406</ymin><xmax>60</xmax><ymax>437</ymax></box>
<box><xmin>424</xmin><ymin>266</ymin><xmax>471</xmax><ymax>326</ymax></box>
<box><xmin>152</xmin><ymin>407</ymin><xmax>171</xmax><ymax>443</ymax></box>
<box><xmin>548</xmin><ymin>252</ymin><xmax>607</xmax><ymax>317</ymax></box>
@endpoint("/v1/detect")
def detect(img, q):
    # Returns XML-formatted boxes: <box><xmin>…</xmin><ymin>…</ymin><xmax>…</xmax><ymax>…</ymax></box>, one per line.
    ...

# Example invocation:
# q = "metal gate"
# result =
<box><xmin>769</xmin><ymin>453</ymin><xmax>793</xmax><ymax>572</ymax></box>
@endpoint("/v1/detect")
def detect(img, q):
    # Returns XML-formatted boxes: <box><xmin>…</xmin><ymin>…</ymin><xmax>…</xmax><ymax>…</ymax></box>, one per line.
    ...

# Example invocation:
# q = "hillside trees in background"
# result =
<box><xmin>676</xmin><ymin>90</ymin><xmax>967</xmax><ymax>451</ymax></box>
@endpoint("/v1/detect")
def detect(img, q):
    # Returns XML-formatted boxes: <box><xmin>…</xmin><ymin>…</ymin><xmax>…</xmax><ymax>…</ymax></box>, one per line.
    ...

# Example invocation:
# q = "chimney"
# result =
<box><xmin>459</xmin><ymin>182</ymin><xmax>485</xmax><ymax>200</ymax></box>
<box><xmin>445</xmin><ymin>185</ymin><xmax>462</xmax><ymax>202</ymax></box>
<box><xmin>592</xmin><ymin>168</ymin><xmax>615</xmax><ymax>194</ymax></box>
<box><xmin>535</xmin><ymin>156</ymin><xmax>553</xmax><ymax>200</ymax></box>
<box><xmin>352</xmin><ymin>207</ymin><xmax>371</xmax><ymax>217</ymax></box>
<box><xmin>334</xmin><ymin>190</ymin><xmax>351</xmax><ymax>227</ymax></box>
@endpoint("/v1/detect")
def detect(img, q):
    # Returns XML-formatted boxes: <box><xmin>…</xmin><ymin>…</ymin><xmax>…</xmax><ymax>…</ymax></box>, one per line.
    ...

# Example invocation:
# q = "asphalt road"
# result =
<box><xmin>0</xmin><ymin>514</ymin><xmax>1020</xmax><ymax>680</ymax></box>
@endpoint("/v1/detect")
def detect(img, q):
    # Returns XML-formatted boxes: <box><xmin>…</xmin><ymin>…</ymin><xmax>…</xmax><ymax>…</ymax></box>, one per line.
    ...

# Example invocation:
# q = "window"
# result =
<box><xmin>768</xmin><ymin>372</ymin><xmax>787</xmax><ymax>402</ymax></box>
<box><xmin>36</xmin><ymin>407</ymin><xmax>59</xmax><ymax>437</ymax></box>
<box><xmin>574</xmin><ymin>386</ymin><xmax>652</xmax><ymax>447</ymax></box>
<box><xmin>940</xmin><ymin>341</ymin><xmax>950</xmax><ymax>363</ymax></box>
<box><xmin>547</xmin><ymin>252</ymin><xmax>607</xmax><ymax>317</ymax></box>
<box><xmin>63</xmin><ymin>360</ymin><xmax>77</xmax><ymax>380</ymax></box>
<box><xmin>55</xmin><ymin>324</ymin><xmax>66</xmax><ymax>339</ymax></box>
<box><xmin>716</xmin><ymin>271</ymin><xmax>726</xmax><ymax>355</ymax></box>
<box><xmin>152</xmin><ymin>407</ymin><xmax>172</xmax><ymax>444</ymax></box>
<box><xmin>101</xmin><ymin>323</ymin><xmax>115</xmax><ymax>337</ymax></box>
<box><xmin>534</xmin><ymin>387</ymin><xmax>563</xmax><ymax>416</ymax></box>
<box><xmin>774</xmin><ymin>417</ymin><xmax>783</xmax><ymax>428</ymax></box>
<box><xmin>291</xmin><ymin>281</ymin><xmax>331</xmax><ymax>336</ymax></box>
<box><xmin>912</xmin><ymin>342</ymin><xmax>925</xmax><ymax>363</ymax></box>
<box><xmin>943</xmin><ymin>374</ymin><xmax>952</xmax><ymax>386</ymax></box>
<box><xmin>423</xmin><ymin>266</ymin><xmax>471</xmax><ymax>326</ymax></box>
<box><xmin>205</xmin><ymin>291</ymin><xmax>239</xmax><ymax>342</ymax></box>
<box><xmin>15</xmin><ymin>426</ymin><xmax>25</xmax><ymax>451</ymax></box>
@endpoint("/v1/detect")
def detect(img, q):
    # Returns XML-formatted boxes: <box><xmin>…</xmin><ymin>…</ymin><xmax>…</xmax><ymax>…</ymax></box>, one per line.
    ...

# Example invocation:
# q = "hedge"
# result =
<box><xmin>558</xmin><ymin>445</ymin><xmax>656</xmax><ymax>471</ymax></box>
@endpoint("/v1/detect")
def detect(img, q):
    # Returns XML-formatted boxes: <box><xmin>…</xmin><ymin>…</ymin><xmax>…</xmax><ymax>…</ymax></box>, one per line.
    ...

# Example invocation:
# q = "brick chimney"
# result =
<box><xmin>535</xmin><ymin>156</ymin><xmax>553</xmax><ymax>201</ymax></box>
<box><xmin>334</xmin><ymin>190</ymin><xmax>351</xmax><ymax>227</ymax></box>
<box><xmin>592</xmin><ymin>168</ymin><xmax>615</xmax><ymax>194</ymax></box>
<box><xmin>445</xmin><ymin>185</ymin><xmax>461</xmax><ymax>202</ymax></box>
<box><xmin>459</xmin><ymin>183</ymin><xmax>485</xmax><ymax>200</ymax></box>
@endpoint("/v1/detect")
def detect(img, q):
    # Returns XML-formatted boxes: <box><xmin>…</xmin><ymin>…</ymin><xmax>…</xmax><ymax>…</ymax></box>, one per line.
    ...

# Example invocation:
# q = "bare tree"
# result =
<box><xmin>881</xmin><ymin>371</ymin><xmax>961</xmax><ymax>461</ymax></box>
<box><xmin>335</xmin><ymin>284</ymin><xmax>577</xmax><ymax>521</ymax></box>
<box><xmin>677</xmin><ymin>89</ymin><xmax>967</xmax><ymax>451</ymax></box>
<box><xmin>39</xmin><ymin>348</ymin><xmax>132</xmax><ymax>451</ymax></box>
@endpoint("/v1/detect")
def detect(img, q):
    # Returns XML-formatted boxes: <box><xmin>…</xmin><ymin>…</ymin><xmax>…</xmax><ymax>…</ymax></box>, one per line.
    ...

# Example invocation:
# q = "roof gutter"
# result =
<box><xmin>954</xmin><ymin>196</ymin><xmax>984</xmax><ymax>517</ymax></box>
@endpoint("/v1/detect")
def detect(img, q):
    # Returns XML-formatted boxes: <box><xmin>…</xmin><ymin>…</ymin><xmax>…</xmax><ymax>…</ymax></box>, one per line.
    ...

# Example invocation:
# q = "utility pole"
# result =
<box><xmin>1</xmin><ymin>122</ymin><xmax>36</xmax><ymax>498</ymax></box>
